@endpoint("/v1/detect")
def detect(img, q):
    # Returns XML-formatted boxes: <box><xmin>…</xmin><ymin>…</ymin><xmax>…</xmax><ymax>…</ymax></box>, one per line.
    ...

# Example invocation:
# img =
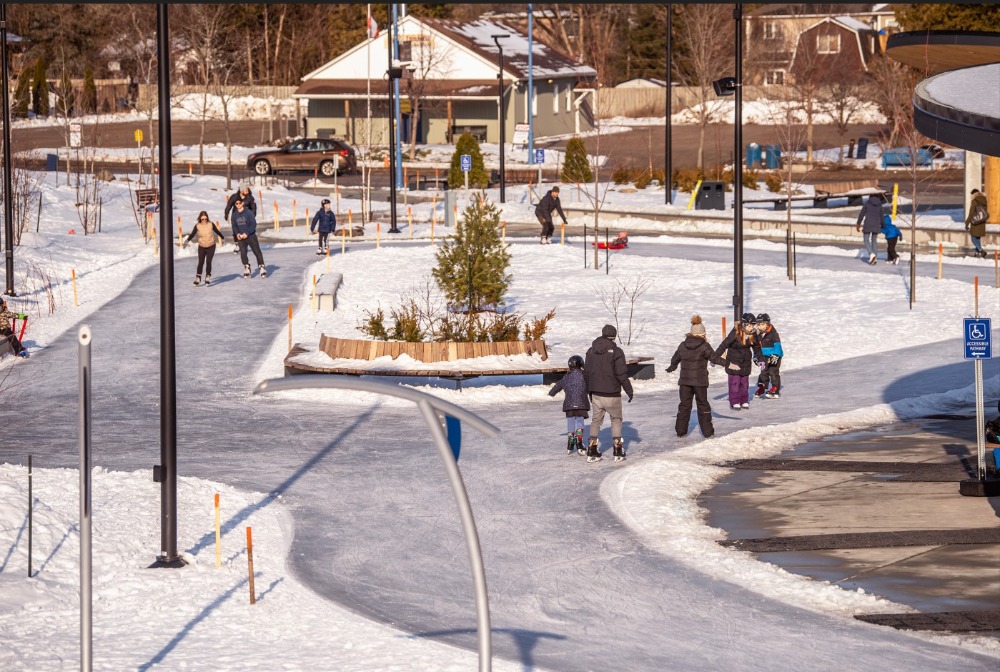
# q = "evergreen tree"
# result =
<box><xmin>561</xmin><ymin>136</ymin><xmax>593</xmax><ymax>184</ymax></box>
<box><xmin>625</xmin><ymin>5</ymin><xmax>667</xmax><ymax>81</ymax></box>
<box><xmin>58</xmin><ymin>70</ymin><xmax>75</xmax><ymax>117</ymax></box>
<box><xmin>12</xmin><ymin>72</ymin><xmax>31</xmax><ymax>117</ymax></box>
<box><xmin>432</xmin><ymin>197</ymin><xmax>511</xmax><ymax>327</ymax></box>
<box><xmin>448</xmin><ymin>132</ymin><xmax>489</xmax><ymax>189</ymax></box>
<box><xmin>82</xmin><ymin>67</ymin><xmax>98</xmax><ymax>114</ymax></box>
<box><xmin>31</xmin><ymin>58</ymin><xmax>49</xmax><ymax>116</ymax></box>
<box><xmin>895</xmin><ymin>4</ymin><xmax>1000</xmax><ymax>31</ymax></box>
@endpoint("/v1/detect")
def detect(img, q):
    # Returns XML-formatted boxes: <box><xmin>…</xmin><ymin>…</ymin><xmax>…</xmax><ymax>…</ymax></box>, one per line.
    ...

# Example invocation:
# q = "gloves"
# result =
<box><xmin>17</xmin><ymin>313</ymin><xmax>27</xmax><ymax>320</ymax></box>
<box><xmin>666</xmin><ymin>366</ymin><xmax>676</xmax><ymax>373</ymax></box>
<box><xmin>758</xmin><ymin>361</ymin><xmax>766</xmax><ymax>369</ymax></box>
<box><xmin>627</xmin><ymin>394</ymin><xmax>633</xmax><ymax>403</ymax></box>
<box><xmin>767</xmin><ymin>355</ymin><xmax>780</xmax><ymax>365</ymax></box>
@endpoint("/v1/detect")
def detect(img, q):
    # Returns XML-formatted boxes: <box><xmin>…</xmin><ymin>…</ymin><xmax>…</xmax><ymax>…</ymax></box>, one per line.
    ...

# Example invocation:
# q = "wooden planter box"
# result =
<box><xmin>318</xmin><ymin>335</ymin><xmax>548</xmax><ymax>363</ymax></box>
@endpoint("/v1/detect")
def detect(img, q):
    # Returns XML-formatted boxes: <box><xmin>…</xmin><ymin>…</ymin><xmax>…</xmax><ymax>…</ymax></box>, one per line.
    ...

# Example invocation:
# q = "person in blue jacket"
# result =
<box><xmin>231</xmin><ymin>199</ymin><xmax>267</xmax><ymax>278</ymax></box>
<box><xmin>881</xmin><ymin>214</ymin><xmax>902</xmax><ymax>265</ymax></box>
<box><xmin>310</xmin><ymin>198</ymin><xmax>338</xmax><ymax>255</ymax></box>
<box><xmin>752</xmin><ymin>313</ymin><xmax>783</xmax><ymax>399</ymax></box>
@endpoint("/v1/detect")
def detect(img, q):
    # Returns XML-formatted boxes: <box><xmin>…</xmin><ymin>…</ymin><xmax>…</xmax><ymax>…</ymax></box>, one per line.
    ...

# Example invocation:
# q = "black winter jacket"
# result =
<box><xmin>856</xmin><ymin>195</ymin><xmax>884</xmax><ymax>233</ymax></box>
<box><xmin>714</xmin><ymin>328</ymin><xmax>754</xmax><ymax>377</ymax></box>
<box><xmin>225</xmin><ymin>191</ymin><xmax>257</xmax><ymax>220</ymax></box>
<box><xmin>535</xmin><ymin>191</ymin><xmax>567</xmax><ymax>222</ymax></box>
<box><xmin>311</xmin><ymin>208</ymin><xmax>337</xmax><ymax>233</ymax></box>
<box><xmin>584</xmin><ymin>336</ymin><xmax>634</xmax><ymax>399</ymax></box>
<box><xmin>666</xmin><ymin>335</ymin><xmax>724</xmax><ymax>387</ymax></box>
<box><xmin>548</xmin><ymin>368</ymin><xmax>590</xmax><ymax>413</ymax></box>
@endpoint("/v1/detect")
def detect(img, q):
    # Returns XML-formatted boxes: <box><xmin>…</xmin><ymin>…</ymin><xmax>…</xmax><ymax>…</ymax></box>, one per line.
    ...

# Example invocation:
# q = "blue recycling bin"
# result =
<box><xmin>745</xmin><ymin>143</ymin><xmax>762</xmax><ymax>168</ymax></box>
<box><xmin>46</xmin><ymin>154</ymin><xmax>58</xmax><ymax>171</ymax></box>
<box><xmin>764</xmin><ymin>145</ymin><xmax>782</xmax><ymax>169</ymax></box>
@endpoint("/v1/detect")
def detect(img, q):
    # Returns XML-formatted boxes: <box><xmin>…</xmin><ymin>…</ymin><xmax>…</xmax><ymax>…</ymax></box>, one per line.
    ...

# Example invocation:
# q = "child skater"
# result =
<box><xmin>753</xmin><ymin>313</ymin><xmax>784</xmax><ymax>399</ymax></box>
<box><xmin>881</xmin><ymin>213</ymin><xmax>902</xmax><ymax>265</ymax></box>
<box><xmin>548</xmin><ymin>355</ymin><xmax>590</xmax><ymax>455</ymax></box>
<box><xmin>310</xmin><ymin>198</ymin><xmax>337</xmax><ymax>255</ymax></box>
<box><xmin>715</xmin><ymin>312</ymin><xmax>756</xmax><ymax>410</ymax></box>
<box><xmin>666</xmin><ymin>315</ymin><xmax>725</xmax><ymax>438</ymax></box>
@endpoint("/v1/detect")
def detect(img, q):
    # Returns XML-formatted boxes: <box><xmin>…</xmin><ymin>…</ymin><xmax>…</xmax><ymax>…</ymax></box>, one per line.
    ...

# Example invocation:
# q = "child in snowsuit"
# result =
<box><xmin>881</xmin><ymin>214</ymin><xmax>902</xmax><ymax>265</ymax></box>
<box><xmin>184</xmin><ymin>210</ymin><xmax>225</xmax><ymax>286</ymax></box>
<box><xmin>0</xmin><ymin>297</ymin><xmax>28</xmax><ymax>358</ymax></box>
<box><xmin>715</xmin><ymin>312</ymin><xmax>756</xmax><ymax>410</ymax></box>
<box><xmin>548</xmin><ymin>355</ymin><xmax>590</xmax><ymax>455</ymax></box>
<box><xmin>753</xmin><ymin>313</ymin><xmax>783</xmax><ymax>399</ymax></box>
<box><xmin>310</xmin><ymin>198</ymin><xmax>337</xmax><ymax>255</ymax></box>
<box><xmin>666</xmin><ymin>315</ymin><xmax>725</xmax><ymax>438</ymax></box>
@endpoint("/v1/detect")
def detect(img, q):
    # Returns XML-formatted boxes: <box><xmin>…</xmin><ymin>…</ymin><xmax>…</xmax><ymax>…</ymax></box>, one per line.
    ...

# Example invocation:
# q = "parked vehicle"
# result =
<box><xmin>247</xmin><ymin>138</ymin><xmax>358</xmax><ymax>176</ymax></box>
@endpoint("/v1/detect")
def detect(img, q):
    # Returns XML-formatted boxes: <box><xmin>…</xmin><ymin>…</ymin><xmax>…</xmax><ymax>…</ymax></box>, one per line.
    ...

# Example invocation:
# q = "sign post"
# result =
<box><xmin>961</xmin><ymin>316</ymin><xmax>997</xmax><ymax>496</ymax></box>
<box><xmin>535</xmin><ymin>149</ymin><xmax>544</xmax><ymax>184</ymax></box>
<box><xmin>460</xmin><ymin>154</ymin><xmax>471</xmax><ymax>190</ymax></box>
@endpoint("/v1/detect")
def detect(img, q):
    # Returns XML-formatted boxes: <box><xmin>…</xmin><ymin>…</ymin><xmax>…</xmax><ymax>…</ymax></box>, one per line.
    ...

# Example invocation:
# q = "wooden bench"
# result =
<box><xmin>408</xmin><ymin>175</ymin><xmax>449</xmax><ymax>191</ymax></box>
<box><xmin>744</xmin><ymin>193</ymin><xmax>816</xmax><ymax>211</ymax></box>
<box><xmin>135</xmin><ymin>188</ymin><xmax>159</xmax><ymax>209</ymax></box>
<box><xmin>811</xmin><ymin>180</ymin><xmax>885</xmax><ymax>207</ymax></box>
<box><xmin>489</xmin><ymin>168</ymin><xmax>541</xmax><ymax>187</ymax></box>
<box><xmin>310</xmin><ymin>273</ymin><xmax>343</xmax><ymax>312</ymax></box>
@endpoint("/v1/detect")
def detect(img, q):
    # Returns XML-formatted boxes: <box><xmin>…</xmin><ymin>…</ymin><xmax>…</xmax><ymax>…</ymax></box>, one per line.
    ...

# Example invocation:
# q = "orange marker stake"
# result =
<box><xmin>341</xmin><ymin>229</ymin><xmax>346</xmax><ymax>256</ymax></box>
<box><xmin>188</xmin><ymin>161</ymin><xmax>192</xmax><ymax>174</ymax></box>
<box><xmin>502</xmin><ymin>221</ymin><xmax>506</xmax><ymax>244</ymax></box>
<box><xmin>214</xmin><ymin>493</ymin><xmax>221</xmax><ymax>569</ymax></box>
<box><xmin>152</xmin><ymin>227</ymin><xmax>158</xmax><ymax>254</ymax></box>
<box><xmin>407</xmin><ymin>206</ymin><xmax>413</xmax><ymax>239</ymax></box>
<box><xmin>246</xmin><ymin>527</ymin><xmax>256</xmax><ymax>605</ymax></box>
<box><xmin>72</xmin><ymin>268</ymin><xmax>79</xmax><ymax>306</ymax></box>
<box><xmin>326</xmin><ymin>247</ymin><xmax>331</xmax><ymax>272</ymax></box>
<box><xmin>995</xmin><ymin>250</ymin><xmax>999</xmax><ymax>289</ymax></box>
<box><xmin>722</xmin><ymin>316</ymin><xmax>727</xmax><ymax>339</ymax></box>
<box><xmin>273</xmin><ymin>200</ymin><xmax>279</xmax><ymax>231</ymax></box>
<box><xmin>305</xmin><ymin>208</ymin><xmax>309</xmax><ymax>229</ymax></box>
<box><xmin>376</xmin><ymin>221</ymin><xmax>381</xmax><ymax>249</ymax></box>
<box><xmin>311</xmin><ymin>274</ymin><xmax>317</xmax><ymax>310</ymax></box>
<box><xmin>560</xmin><ymin>221</ymin><xmax>565</xmax><ymax>246</ymax></box>
<box><xmin>177</xmin><ymin>217</ymin><xmax>183</xmax><ymax>247</ymax></box>
<box><xmin>937</xmin><ymin>243</ymin><xmax>943</xmax><ymax>280</ymax></box>
<box><xmin>292</xmin><ymin>199</ymin><xmax>297</xmax><ymax>227</ymax></box>
<box><xmin>288</xmin><ymin>304</ymin><xmax>293</xmax><ymax>352</ymax></box>
<box><xmin>348</xmin><ymin>209</ymin><xmax>353</xmax><ymax>238</ymax></box>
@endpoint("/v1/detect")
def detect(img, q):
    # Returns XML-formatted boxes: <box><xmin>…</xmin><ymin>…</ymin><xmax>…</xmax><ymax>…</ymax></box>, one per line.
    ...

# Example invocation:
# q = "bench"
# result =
<box><xmin>135</xmin><ymin>188</ymin><xmax>159</xmax><ymax>209</ymax></box>
<box><xmin>489</xmin><ymin>168</ymin><xmax>542</xmax><ymax>187</ymax></box>
<box><xmin>811</xmin><ymin>180</ymin><xmax>886</xmax><ymax>207</ymax></box>
<box><xmin>407</xmin><ymin>175</ymin><xmax>449</xmax><ymax>191</ymax></box>
<box><xmin>310</xmin><ymin>273</ymin><xmax>343</xmax><ymax>312</ymax></box>
<box><xmin>744</xmin><ymin>193</ymin><xmax>816</xmax><ymax>211</ymax></box>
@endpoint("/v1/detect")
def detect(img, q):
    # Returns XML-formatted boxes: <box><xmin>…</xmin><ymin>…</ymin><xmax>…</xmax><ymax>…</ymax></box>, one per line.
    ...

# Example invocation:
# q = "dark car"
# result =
<box><xmin>247</xmin><ymin>138</ymin><xmax>358</xmax><ymax>177</ymax></box>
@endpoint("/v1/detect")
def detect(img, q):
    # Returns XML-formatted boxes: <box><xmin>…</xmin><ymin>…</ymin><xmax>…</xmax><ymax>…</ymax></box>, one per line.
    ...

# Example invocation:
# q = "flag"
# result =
<box><xmin>367</xmin><ymin>15</ymin><xmax>379</xmax><ymax>39</ymax></box>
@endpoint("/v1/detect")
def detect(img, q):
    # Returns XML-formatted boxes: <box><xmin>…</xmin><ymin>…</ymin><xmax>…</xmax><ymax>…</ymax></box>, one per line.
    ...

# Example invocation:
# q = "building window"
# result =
<box><xmin>817</xmin><ymin>34</ymin><xmax>841</xmax><ymax>54</ymax></box>
<box><xmin>765</xmin><ymin>70</ymin><xmax>785</xmax><ymax>85</ymax></box>
<box><xmin>553</xmin><ymin>83</ymin><xmax>560</xmax><ymax>113</ymax></box>
<box><xmin>763</xmin><ymin>22</ymin><xmax>781</xmax><ymax>40</ymax></box>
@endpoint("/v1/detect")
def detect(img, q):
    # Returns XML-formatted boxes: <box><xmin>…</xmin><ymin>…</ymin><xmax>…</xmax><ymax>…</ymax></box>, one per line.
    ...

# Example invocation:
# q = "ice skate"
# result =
<box><xmin>755</xmin><ymin>383</ymin><xmax>766</xmax><ymax>398</ymax></box>
<box><xmin>259</xmin><ymin>265</ymin><xmax>268</xmax><ymax>278</ymax></box>
<box><xmin>204</xmin><ymin>275</ymin><xmax>211</xmax><ymax>285</ymax></box>
<box><xmin>576</xmin><ymin>430</ymin><xmax>586</xmax><ymax>455</ymax></box>
<box><xmin>731</xmin><ymin>404</ymin><xmax>741</xmax><ymax>410</ymax></box>
<box><xmin>193</xmin><ymin>274</ymin><xmax>201</xmax><ymax>286</ymax></box>
<box><xmin>316</xmin><ymin>247</ymin><xmax>325</xmax><ymax>255</ymax></box>
<box><xmin>243</xmin><ymin>264</ymin><xmax>251</xmax><ymax>278</ymax></box>
<box><xmin>567</xmin><ymin>435</ymin><xmax>577</xmax><ymax>455</ymax></box>
<box><xmin>586</xmin><ymin>439</ymin><xmax>601</xmax><ymax>463</ymax></box>
<box><xmin>868</xmin><ymin>253</ymin><xmax>877</xmax><ymax>266</ymax></box>
<box><xmin>766</xmin><ymin>386</ymin><xmax>780</xmax><ymax>399</ymax></box>
<box><xmin>740</xmin><ymin>402</ymin><xmax>750</xmax><ymax>409</ymax></box>
<box><xmin>612</xmin><ymin>438</ymin><xmax>625</xmax><ymax>462</ymax></box>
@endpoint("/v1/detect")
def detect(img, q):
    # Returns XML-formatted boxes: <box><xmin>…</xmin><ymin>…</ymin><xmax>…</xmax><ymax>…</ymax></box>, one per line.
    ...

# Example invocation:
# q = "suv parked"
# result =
<box><xmin>247</xmin><ymin>138</ymin><xmax>358</xmax><ymax>176</ymax></box>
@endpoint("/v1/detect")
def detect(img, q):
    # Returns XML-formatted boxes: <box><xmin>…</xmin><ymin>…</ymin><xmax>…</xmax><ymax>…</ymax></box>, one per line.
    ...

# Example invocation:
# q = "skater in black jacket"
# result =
<box><xmin>584</xmin><ymin>324</ymin><xmax>634</xmax><ymax>462</ymax></box>
<box><xmin>666</xmin><ymin>315</ymin><xmax>725</xmax><ymax>438</ymax></box>
<box><xmin>715</xmin><ymin>312</ymin><xmax>756</xmax><ymax>410</ymax></box>
<box><xmin>225</xmin><ymin>185</ymin><xmax>257</xmax><ymax>253</ymax></box>
<box><xmin>534</xmin><ymin>186</ymin><xmax>567</xmax><ymax>245</ymax></box>
<box><xmin>310</xmin><ymin>199</ymin><xmax>337</xmax><ymax>255</ymax></box>
<box><xmin>548</xmin><ymin>355</ymin><xmax>590</xmax><ymax>455</ymax></box>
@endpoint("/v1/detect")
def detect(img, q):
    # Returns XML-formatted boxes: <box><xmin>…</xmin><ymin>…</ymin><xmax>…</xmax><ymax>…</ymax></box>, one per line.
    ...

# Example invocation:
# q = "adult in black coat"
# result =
<box><xmin>534</xmin><ymin>186</ymin><xmax>567</xmax><ymax>244</ymax></box>
<box><xmin>225</xmin><ymin>186</ymin><xmax>257</xmax><ymax>248</ymax></box>
<box><xmin>666</xmin><ymin>315</ymin><xmax>725</xmax><ymax>438</ymax></box>
<box><xmin>855</xmin><ymin>193</ymin><xmax>885</xmax><ymax>264</ymax></box>
<box><xmin>584</xmin><ymin>324</ymin><xmax>634</xmax><ymax>461</ymax></box>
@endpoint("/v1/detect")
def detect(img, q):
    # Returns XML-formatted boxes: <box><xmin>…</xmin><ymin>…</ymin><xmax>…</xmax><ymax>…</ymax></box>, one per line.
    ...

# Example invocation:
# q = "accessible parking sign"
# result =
<box><xmin>963</xmin><ymin>317</ymin><xmax>992</xmax><ymax>359</ymax></box>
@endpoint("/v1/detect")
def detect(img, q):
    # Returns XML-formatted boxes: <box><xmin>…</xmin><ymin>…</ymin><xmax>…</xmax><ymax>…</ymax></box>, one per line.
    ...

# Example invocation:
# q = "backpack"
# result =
<box><xmin>970</xmin><ymin>205</ymin><xmax>989</xmax><ymax>226</ymax></box>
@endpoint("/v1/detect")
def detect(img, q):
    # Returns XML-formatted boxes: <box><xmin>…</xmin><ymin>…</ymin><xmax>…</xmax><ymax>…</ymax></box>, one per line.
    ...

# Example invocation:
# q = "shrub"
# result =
<box><xmin>651</xmin><ymin>168</ymin><xmax>667</xmax><ymax>187</ymax></box>
<box><xmin>448</xmin><ymin>132</ymin><xmax>489</xmax><ymax>189</ymax></box>
<box><xmin>561</xmin><ymin>136</ymin><xmax>593</xmax><ymax>184</ymax></box>
<box><xmin>634</xmin><ymin>170</ymin><xmax>653</xmax><ymax>190</ymax></box>
<box><xmin>611</xmin><ymin>164</ymin><xmax>634</xmax><ymax>185</ymax></box>
<box><xmin>764</xmin><ymin>172</ymin><xmax>783</xmax><ymax>193</ymax></box>
<box><xmin>672</xmin><ymin>167</ymin><xmax>705</xmax><ymax>193</ymax></box>
<box><xmin>358</xmin><ymin>306</ymin><xmax>390</xmax><ymax>341</ymax></box>
<box><xmin>523</xmin><ymin>309</ymin><xmax>556</xmax><ymax>341</ymax></box>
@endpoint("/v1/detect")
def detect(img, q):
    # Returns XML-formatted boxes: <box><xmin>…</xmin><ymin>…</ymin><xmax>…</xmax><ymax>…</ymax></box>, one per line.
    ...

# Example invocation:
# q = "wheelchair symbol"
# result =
<box><xmin>968</xmin><ymin>323</ymin><xmax>986</xmax><ymax>340</ymax></box>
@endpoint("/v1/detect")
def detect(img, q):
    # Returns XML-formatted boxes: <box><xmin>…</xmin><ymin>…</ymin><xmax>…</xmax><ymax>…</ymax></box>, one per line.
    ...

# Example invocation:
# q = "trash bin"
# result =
<box><xmin>46</xmin><ymin>154</ymin><xmax>58</xmax><ymax>171</ymax></box>
<box><xmin>856</xmin><ymin>137</ymin><xmax>869</xmax><ymax>160</ymax></box>
<box><xmin>745</xmin><ymin>143</ymin><xmax>762</xmax><ymax>168</ymax></box>
<box><xmin>695</xmin><ymin>181</ymin><xmax>725</xmax><ymax>210</ymax></box>
<box><xmin>763</xmin><ymin>145</ymin><xmax>782</xmax><ymax>170</ymax></box>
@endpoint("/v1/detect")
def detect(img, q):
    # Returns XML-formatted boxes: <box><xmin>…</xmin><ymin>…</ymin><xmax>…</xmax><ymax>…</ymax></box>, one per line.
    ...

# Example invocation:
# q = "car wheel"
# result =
<box><xmin>253</xmin><ymin>159</ymin><xmax>272</xmax><ymax>176</ymax></box>
<box><xmin>319</xmin><ymin>160</ymin><xmax>337</xmax><ymax>177</ymax></box>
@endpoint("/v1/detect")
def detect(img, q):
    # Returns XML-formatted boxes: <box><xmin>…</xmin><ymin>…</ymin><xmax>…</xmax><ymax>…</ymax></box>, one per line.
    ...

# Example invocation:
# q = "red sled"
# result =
<box><xmin>592</xmin><ymin>232</ymin><xmax>629</xmax><ymax>250</ymax></box>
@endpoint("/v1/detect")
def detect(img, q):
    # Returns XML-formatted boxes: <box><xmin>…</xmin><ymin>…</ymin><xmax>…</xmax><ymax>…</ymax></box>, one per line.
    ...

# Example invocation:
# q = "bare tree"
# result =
<box><xmin>401</xmin><ymin>28</ymin><xmax>456</xmax><ymax>160</ymax></box>
<box><xmin>597</xmin><ymin>274</ymin><xmax>654</xmax><ymax>346</ymax></box>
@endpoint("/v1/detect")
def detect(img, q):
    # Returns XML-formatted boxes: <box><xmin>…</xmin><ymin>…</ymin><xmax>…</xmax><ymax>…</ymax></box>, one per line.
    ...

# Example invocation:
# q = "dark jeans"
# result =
<box><xmin>886</xmin><ymin>236</ymin><xmax>899</xmax><ymax>261</ymax></box>
<box><xmin>536</xmin><ymin>214</ymin><xmax>554</xmax><ymax>238</ymax></box>
<box><xmin>317</xmin><ymin>231</ymin><xmax>331</xmax><ymax>249</ymax></box>
<box><xmin>196</xmin><ymin>245</ymin><xmax>216</xmax><ymax>276</ymax></box>
<box><xmin>2</xmin><ymin>329</ymin><xmax>23</xmax><ymax>355</ymax></box>
<box><xmin>757</xmin><ymin>358</ymin><xmax>781</xmax><ymax>391</ymax></box>
<box><xmin>676</xmin><ymin>385</ymin><xmax>714</xmax><ymax>437</ymax></box>
<box><xmin>727</xmin><ymin>375</ymin><xmax>749</xmax><ymax>405</ymax></box>
<box><xmin>238</xmin><ymin>234</ymin><xmax>265</xmax><ymax>267</ymax></box>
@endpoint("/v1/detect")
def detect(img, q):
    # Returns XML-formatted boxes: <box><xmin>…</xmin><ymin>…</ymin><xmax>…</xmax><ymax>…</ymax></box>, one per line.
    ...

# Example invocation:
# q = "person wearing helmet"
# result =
<box><xmin>714</xmin><ymin>312</ymin><xmax>757</xmax><ymax>410</ymax></box>
<box><xmin>310</xmin><ymin>198</ymin><xmax>337</xmax><ymax>255</ymax></box>
<box><xmin>548</xmin><ymin>354</ymin><xmax>590</xmax><ymax>456</ymax></box>
<box><xmin>0</xmin><ymin>298</ymin><xmax>28</xmax><ymax>358</ymax></box>
<box><xmin>752</xmin><ymin>313</ymin><xmax>783</xmax><ymax>399</ymax></box>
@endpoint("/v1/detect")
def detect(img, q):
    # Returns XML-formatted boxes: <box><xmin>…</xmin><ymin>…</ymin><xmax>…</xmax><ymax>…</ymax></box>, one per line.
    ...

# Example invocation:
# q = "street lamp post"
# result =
<box><xmin>2</xmin><ymin>4</ymin><xmax>15</xmax><ymax>296</ymax></box>
<box><xmin>492</xmin><ymin>34</ymin><xmax>508</xmax><ymax>204</ymax></box>
<box><xmin>386</xmin><ymin>4</ymin><xmax>402</xmax><ymax>234</ymax></box>
<box><xmin>664</xmin><ymin>4</ymin><xmax>672</xmax><ymax>205</ymax></box>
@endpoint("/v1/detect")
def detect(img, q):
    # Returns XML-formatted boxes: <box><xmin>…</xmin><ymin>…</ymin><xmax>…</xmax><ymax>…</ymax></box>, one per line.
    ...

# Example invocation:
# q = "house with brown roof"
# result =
<box><xmin>293</xmin><ymin>15</ymin><xmax>597</xmax><ymax>147</ymax></box>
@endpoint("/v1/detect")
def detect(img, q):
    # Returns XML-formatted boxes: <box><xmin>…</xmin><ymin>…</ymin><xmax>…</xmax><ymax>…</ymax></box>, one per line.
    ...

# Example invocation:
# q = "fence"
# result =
<box><xmin>134</xmin><ymin>85</ymin><xmax>298</xmax><ymax>112</ymax></box>
<box><xmin>596</xmin><ymin>85</ymin><xmax>787</xmax><ymax>118</ymax></box>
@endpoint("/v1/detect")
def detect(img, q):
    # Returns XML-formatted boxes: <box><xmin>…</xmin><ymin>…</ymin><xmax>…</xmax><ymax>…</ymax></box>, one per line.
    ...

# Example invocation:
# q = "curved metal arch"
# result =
<box><xmin>255</xmin><ymin>375</ymin><xmax>497</xmax><ymax>672</ymax></box>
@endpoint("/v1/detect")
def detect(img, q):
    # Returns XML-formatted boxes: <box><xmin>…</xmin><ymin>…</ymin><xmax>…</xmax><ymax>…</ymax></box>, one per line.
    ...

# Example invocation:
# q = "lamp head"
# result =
<box><xmin>713</xmin><ymin>77</ymin><xmax>737</xmax><ymax>97</ymax></box>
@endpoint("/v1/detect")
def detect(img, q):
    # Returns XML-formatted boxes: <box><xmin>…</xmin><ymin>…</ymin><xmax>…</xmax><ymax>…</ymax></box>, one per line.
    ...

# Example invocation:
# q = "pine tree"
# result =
<box><xmin>561</xmin><ymin>136</ymin><xmax>593</xmax><ymax>184</ymax></box>
<box><xmin>12</xmin><ymin>71</ymin><xmax>31</xmax><ymax>117</ymax></box>
<box><xmin>431</xmin><ymin>196</ymin><xmax>511</xmax><ymax>337</ymax></box>
<box><xmin>31</xmin><ymin>58</ymin><xmax>49</xmax><ymax>116</ymax></box>
<box><xmin>448</xmin><ymin>132</ymin><xmax>489</xmax><ymax>189</ymax></box>
<box><xmin>82</xmin><ymin>67</ymin><xmax>98</xmax><ymax>114</ymax></box>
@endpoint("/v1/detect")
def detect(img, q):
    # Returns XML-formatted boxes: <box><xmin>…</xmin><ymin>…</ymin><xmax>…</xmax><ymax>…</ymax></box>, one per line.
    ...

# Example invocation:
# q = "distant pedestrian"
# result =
<box><xmin>548</xmin><ymin>355</ymin><xmax>590</xmax><ymax>456</ymax></box>
<box><xmin>310</xmin><ymin>198</ymin><xmax>337</xmax><ymax>255</ymax></box>
<box><xmin>881</xmin><ymin>214</ymin><xmax>902</xmax><ymax>265</ymax></box>
<box><xmin>715</xmin><ymin>312</ymin><xmax>756</xmax><ymax>410</ymax></box>
<box><xmin>231</xmin><ymin>199</ymin><xmax>267</xmax><ymax>278</ymax></box>
<box><xmin>666</xmin><ymin>315</ymin><xmax>725</xmax><ymax>438</ymax></box>
<box><xmin>752</xmin><ymin>313</ymin><xmax>783</xmax><ymax>399</ymax></box>
<box><xmin>856</xmin><ymin>193</ymin><xmax>885</xmax><ymax>265</ymax></box>
<box><xmin>965</xmin><ymin>189</ymin><xmax>989</xmax><ymax>258</ymax></box>
<box><xmin>0</xmin><ymin>297</ymin><xmax>28</xmax><ymax>358</ymax></box>
<box><xmin>225</xmin><ymin>185</ymin><xmax>257</xmax><ymax>253</ymax></box>
<box><xmin>184</xmin><ymin>210</ymin><xmax>225</xmax><ymax>286</ymax></box>
<box><xmin>584</xmin><ymin>324</ymin><xmax>634</xmax><ymax>462</ymax></box>
<box><xmin>534</xmin><ymin>185</ymin><xmax>568</xmax><ymax>245</ymax></box>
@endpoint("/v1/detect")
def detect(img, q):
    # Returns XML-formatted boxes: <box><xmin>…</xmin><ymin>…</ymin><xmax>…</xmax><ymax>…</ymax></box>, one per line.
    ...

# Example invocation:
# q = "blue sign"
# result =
<box><xmin>534</xmin><ymin>149</ymin><xmax>545</xmax><ymax>164</ymax></box>
<box><xmin>460</xmin><ymin>154</ymin><xmax>472</xmax><ymax>172</ymax></box>
<box><xmin>964</xmin><ymin>317</ymin><xmax>992</xmax><ymax>359</ymax></box>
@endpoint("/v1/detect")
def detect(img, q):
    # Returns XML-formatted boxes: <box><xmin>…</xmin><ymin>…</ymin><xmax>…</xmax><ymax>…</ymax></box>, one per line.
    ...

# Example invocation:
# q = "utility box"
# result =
<box><xmin>695</xmin><ymin>181</ymin><xmax>725</xmax><ymax>210</ymax></box>
<box><xmin>445</xmin><ymin>190</ymin><xmax>457</xmax><ymax>228</ymax></box>
<box><xmin>46</xmin><ymin>154</ymin><xmax>58</xmax><ymax>171</ymax></box>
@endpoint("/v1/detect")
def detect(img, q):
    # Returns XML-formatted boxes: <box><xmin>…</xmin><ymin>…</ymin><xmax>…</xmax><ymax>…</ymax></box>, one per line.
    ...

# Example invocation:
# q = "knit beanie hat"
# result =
<box><xmin>602</xmin><ymin>324</ymin><xmax>617</xmax><ymax>338</ymax></box>
<box><xmin>688</xmin><ymin>314</ymin><xmax>706</xmax><ymax>338</ymax></box>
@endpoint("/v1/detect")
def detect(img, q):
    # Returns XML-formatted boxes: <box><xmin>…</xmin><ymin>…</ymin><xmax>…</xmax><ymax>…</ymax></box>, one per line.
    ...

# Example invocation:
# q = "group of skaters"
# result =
<box><xmin>549</xmin><ymin>314</ymin><xmax>782</xmax><ymax>463</ymax></box>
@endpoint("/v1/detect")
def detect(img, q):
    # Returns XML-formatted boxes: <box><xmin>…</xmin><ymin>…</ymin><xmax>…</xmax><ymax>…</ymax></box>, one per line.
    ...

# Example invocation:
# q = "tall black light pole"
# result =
<box><xmin>2</xmin><ymin>4</ymin><xmax>15</xmax><ymax>296</ymax></box>
<box><xmin>664</xmin><ymin>4</ymin><xmax>672</xmax><ymax>205</ymax></box>
<box><xmin>152</xmin><ymin>2</ymin><xmax>183</xmax><ymax>568</ymax></box>
<box><xmin>492</xmin><ymin>34</ymin><xmax>508</xmax><ymax>204</ymax></box>
<box><xmin>733</xmin><ymin>3</ymin><xmax>743</xmax><ymax>323</ymax></box>
<box><xmin>386</xmin><ymin>3</ymin><xmax>401</xmax><ymax>234</ymax></box>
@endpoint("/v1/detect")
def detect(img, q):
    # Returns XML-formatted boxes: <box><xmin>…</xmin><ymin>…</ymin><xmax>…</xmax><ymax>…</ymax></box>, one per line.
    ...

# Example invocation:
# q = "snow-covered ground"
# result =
<box><xmin>2</xmin><ymin>157</ymin><xmax>998</xmax><ymax>667</ymax></box>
